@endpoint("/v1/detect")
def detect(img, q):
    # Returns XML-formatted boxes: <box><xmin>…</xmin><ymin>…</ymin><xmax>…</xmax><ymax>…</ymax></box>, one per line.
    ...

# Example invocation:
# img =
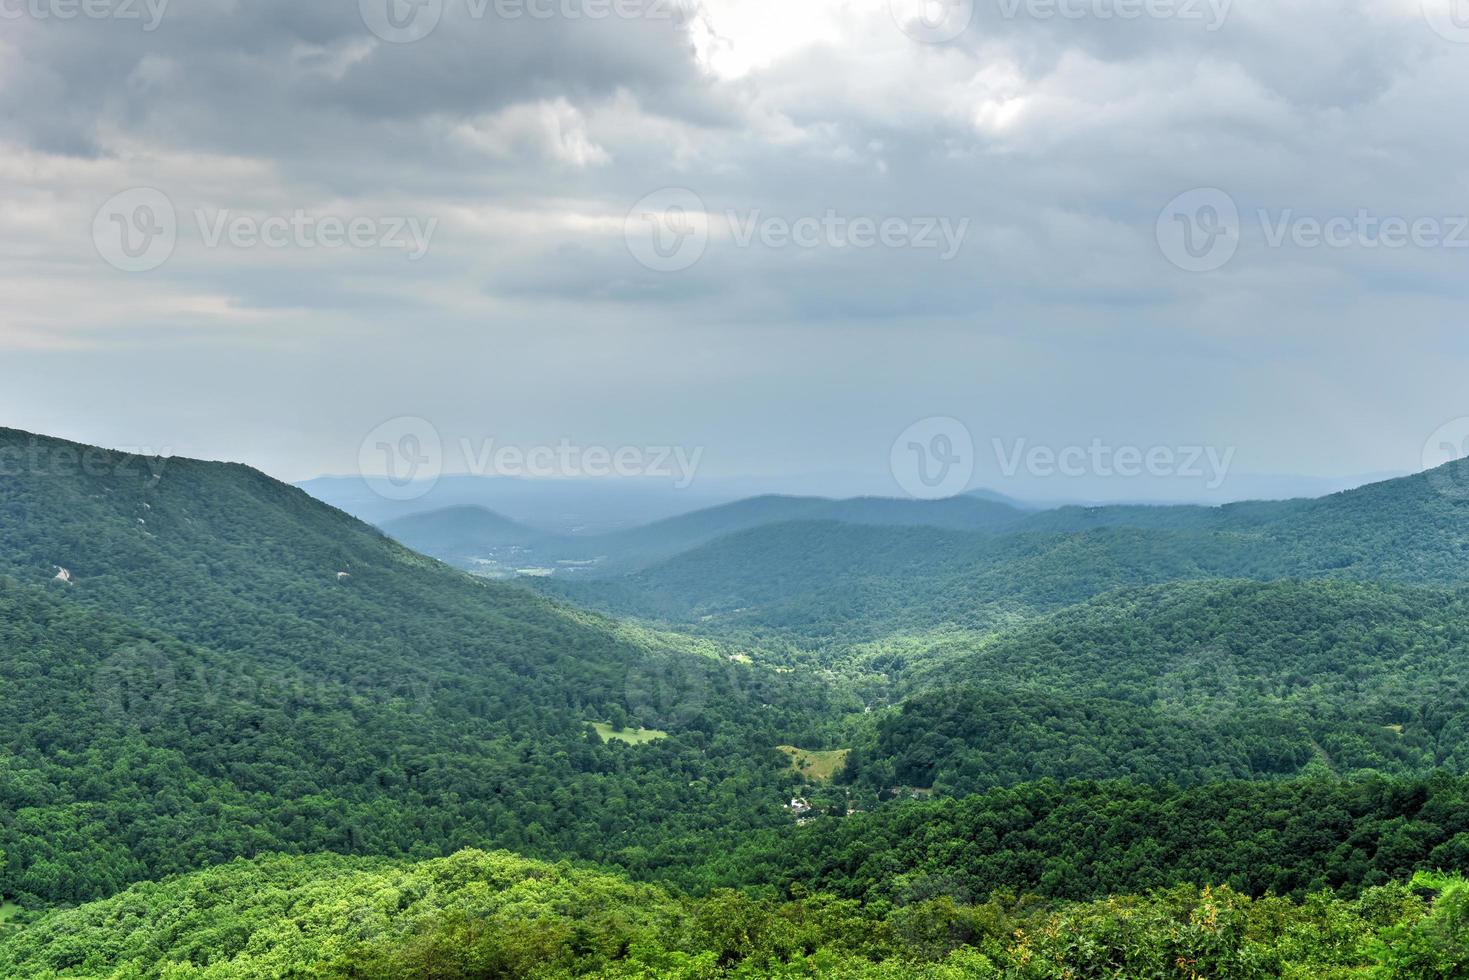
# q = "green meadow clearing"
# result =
<box><xmin>777</xmin><ymin>745</ymin><xmax>849</xmax><ymax>782</ymax></box>
<box><xmin>592</xmin><ymin>722</ymin><xmax>670</xmax><ymax>745</ymax></box>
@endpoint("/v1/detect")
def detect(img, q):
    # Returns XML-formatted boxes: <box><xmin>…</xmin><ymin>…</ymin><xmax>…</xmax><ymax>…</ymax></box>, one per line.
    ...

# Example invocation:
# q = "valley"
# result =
<box><xmin>12</xmin><ymin>0</ymin><xmax>1464</xmax><ymax>972</ymax></box>
<box><xmin>2</xmin><ymin>427</ymin><xmax>1469</xmax><ymax>975</ymax></box>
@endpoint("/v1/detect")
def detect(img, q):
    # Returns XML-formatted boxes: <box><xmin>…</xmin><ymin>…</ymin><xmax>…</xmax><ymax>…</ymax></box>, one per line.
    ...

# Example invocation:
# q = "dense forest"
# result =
<box><xmin>843</xmin><ymin>580</ymin><xmax>1469</xmax><ymax>794</ymax></box>
<box><xmin>4</xmin><ymin>428</ymin><xmax>1469</xmax><ymax>975</ymax></box>
<box><xmin>693</xmin><ymin>775</ymin><xmax>1469</xmax><ymax>903</ymax></box>
<box><xmin>0</xmin><ymin>430</ymin><xmax>853</xmax><ymax>906</ymax></box>
<box><xmin>1</xmin><ymin>849</ymin><xmax>1465</xmax><ymax>978</ymax></box>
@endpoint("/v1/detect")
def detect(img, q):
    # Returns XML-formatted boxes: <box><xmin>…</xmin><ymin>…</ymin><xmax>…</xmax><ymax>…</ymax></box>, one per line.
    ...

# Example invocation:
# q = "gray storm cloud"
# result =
<box><xmin>1</xmin><ymin>0</ymin><xmax>1466</xmax><ymax>496</ymax></box>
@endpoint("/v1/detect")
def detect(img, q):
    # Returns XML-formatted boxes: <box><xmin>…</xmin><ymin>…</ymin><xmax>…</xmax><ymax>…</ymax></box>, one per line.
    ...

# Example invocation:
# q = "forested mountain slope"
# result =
<box><xmin>549</xmin><ymin>522</ymin><xmax>1287</xmax><ymax>641</ymax></box>
<box><xmin>702</xmin><ymin>773</ymin><xmax>1469</xmax><ymax>907</ymax></box>
<box><xmin>847</xmin><ymin>579</ymin><xmax>1469</xmax><ymax>794</ymax></box>
<box><xmin>1016</xmin><ymin>466</ymin><xmax>1469</xmax><ymax>581</ymax></box>
<box><xmin>917</xmin><ymin>578</ymin><xmax>1469</xmax><ymax>702</ymax></box>
<box><xmin>0</xmin><ymin>429</ymin><xmax>848</xmax><ymax>905</ymax></box>
<box><xmin>0</xmin><ymin>428</ymin><xmax>629</xmax><ymax>677</ymax></box>
<box><xmin>552</xmin><ymin>462</ymin><xmax>1469</xmax><ymax>643</ymax></box>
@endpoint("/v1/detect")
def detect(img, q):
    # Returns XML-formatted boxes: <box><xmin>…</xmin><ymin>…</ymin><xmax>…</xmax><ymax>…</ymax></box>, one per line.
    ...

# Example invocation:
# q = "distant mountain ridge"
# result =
<box><xmin>381</xmin><ymin>493</ymin><xmax>1031</xmax><ymax>577</ymax></box>
<box><xmin>545</xmin><ymin>459</ymin><xmax>1469</xmax><ymax>641</ymax></box>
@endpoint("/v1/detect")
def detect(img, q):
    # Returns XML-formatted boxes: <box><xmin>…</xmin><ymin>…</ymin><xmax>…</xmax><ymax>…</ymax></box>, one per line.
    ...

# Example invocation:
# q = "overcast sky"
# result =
<box><xmin>4</xmin><ymin>0</ymin><xmax>1469</xmax><ymax>501</ymax></box>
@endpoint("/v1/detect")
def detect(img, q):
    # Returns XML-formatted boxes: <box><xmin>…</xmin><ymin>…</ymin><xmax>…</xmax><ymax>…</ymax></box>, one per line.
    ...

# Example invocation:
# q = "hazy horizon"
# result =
<box><xmin>2</xmin><ymin>417</ymin><xmax>1413</xmax><ymax>515</ymax></box>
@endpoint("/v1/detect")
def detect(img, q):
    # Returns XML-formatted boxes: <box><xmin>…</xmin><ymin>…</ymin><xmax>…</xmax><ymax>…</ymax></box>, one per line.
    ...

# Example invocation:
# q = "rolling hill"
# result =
<box><xmin>5</xmin><ymin>846</ymin><xmax>1462</xmax><ymax>978</ymax></box>
<box><xmin>849</xmin><ymin>579</ymin><xmax>1469</xmax><ymax>795</ymax></box>
<box><xmin>547</xmin><ymin>521</ymin><xmax>1286</xmax><ymax>642</ymax></box>
<box><xmin>548</xmin><ymin>461</ymin><xmax>1469</xmax><ymax>644</ymax></box>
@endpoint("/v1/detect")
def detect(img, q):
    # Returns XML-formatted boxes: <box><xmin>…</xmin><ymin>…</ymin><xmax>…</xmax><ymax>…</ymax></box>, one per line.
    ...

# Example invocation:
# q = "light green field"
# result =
<box><xmin>592</xmin><ymin>722</ymin><xmax>669</xmax><ymax>745</ymax></box>
<box><xmin>0</xmin><ymin>901</ymin><xmax>21</xmax><ymax>927</ymax></box>
<box><xmin>777</xmin><ymin>745</ymin><xmax>849</xmax><ymax>782</ymax></box>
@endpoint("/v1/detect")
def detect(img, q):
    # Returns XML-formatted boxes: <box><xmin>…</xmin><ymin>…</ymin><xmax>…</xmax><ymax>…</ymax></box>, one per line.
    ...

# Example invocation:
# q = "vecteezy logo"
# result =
<box><xmin>624</xmin><ymin>188</ymin><xmax>709</xmax><ymax>272</ymax></box>
<box><xmin>1422</xmin><ymin>417</ymin><xmax>1469</xmax><ymax>499</ymax></box>
<box><xmin>889</xmin><ymin>0</ymin><xmax>974</xmax><ymax>43</ymax></box>
<box><xmin>1156</xmin><ymin>643</ymin><xmax>1241</xmax><ymax>722</ymax></box>
<box><xmin>358</xmin><ymin>416</ymin><xmax>443</xmax><ymax>501</ymax></box>
<box><xmin>359</xmin><ymin>0</ymin><xmax>443</xmax><ymax>43</ymax></box>
<box><xmin>624</xmin><ymin>656</ymin><xmax>717</xmax><ymax>729</ymax></box>
<box><xmin>1423</xmin><ymin>0</ymin><xmax>1469</xmax><ymax>42</ymax></box>
<box><xmin>94</xmin><ymin>643</ymin><xmax>177</xmax><ymax>730</ymax></box>
<box><xmin>891</xmin><ymin>416</ymin><xmax>974</xmax><ymax>500</ymax></box>
<box><xmin>1156</xmin><ymin>188</ymin><xmax>1240</xmax><ymax>273</ymax></box>
<box><xmin>93</xmin><ymin>187</ymin><xmax>177</xmax><ymax>273</ymax></box>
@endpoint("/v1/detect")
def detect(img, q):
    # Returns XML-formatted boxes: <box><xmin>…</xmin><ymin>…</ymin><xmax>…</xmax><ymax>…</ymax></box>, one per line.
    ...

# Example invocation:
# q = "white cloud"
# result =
<box><xmin>452</xmin><ymin>99</ymin><xmax>612</xmax><ymax>167</ymax></box>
